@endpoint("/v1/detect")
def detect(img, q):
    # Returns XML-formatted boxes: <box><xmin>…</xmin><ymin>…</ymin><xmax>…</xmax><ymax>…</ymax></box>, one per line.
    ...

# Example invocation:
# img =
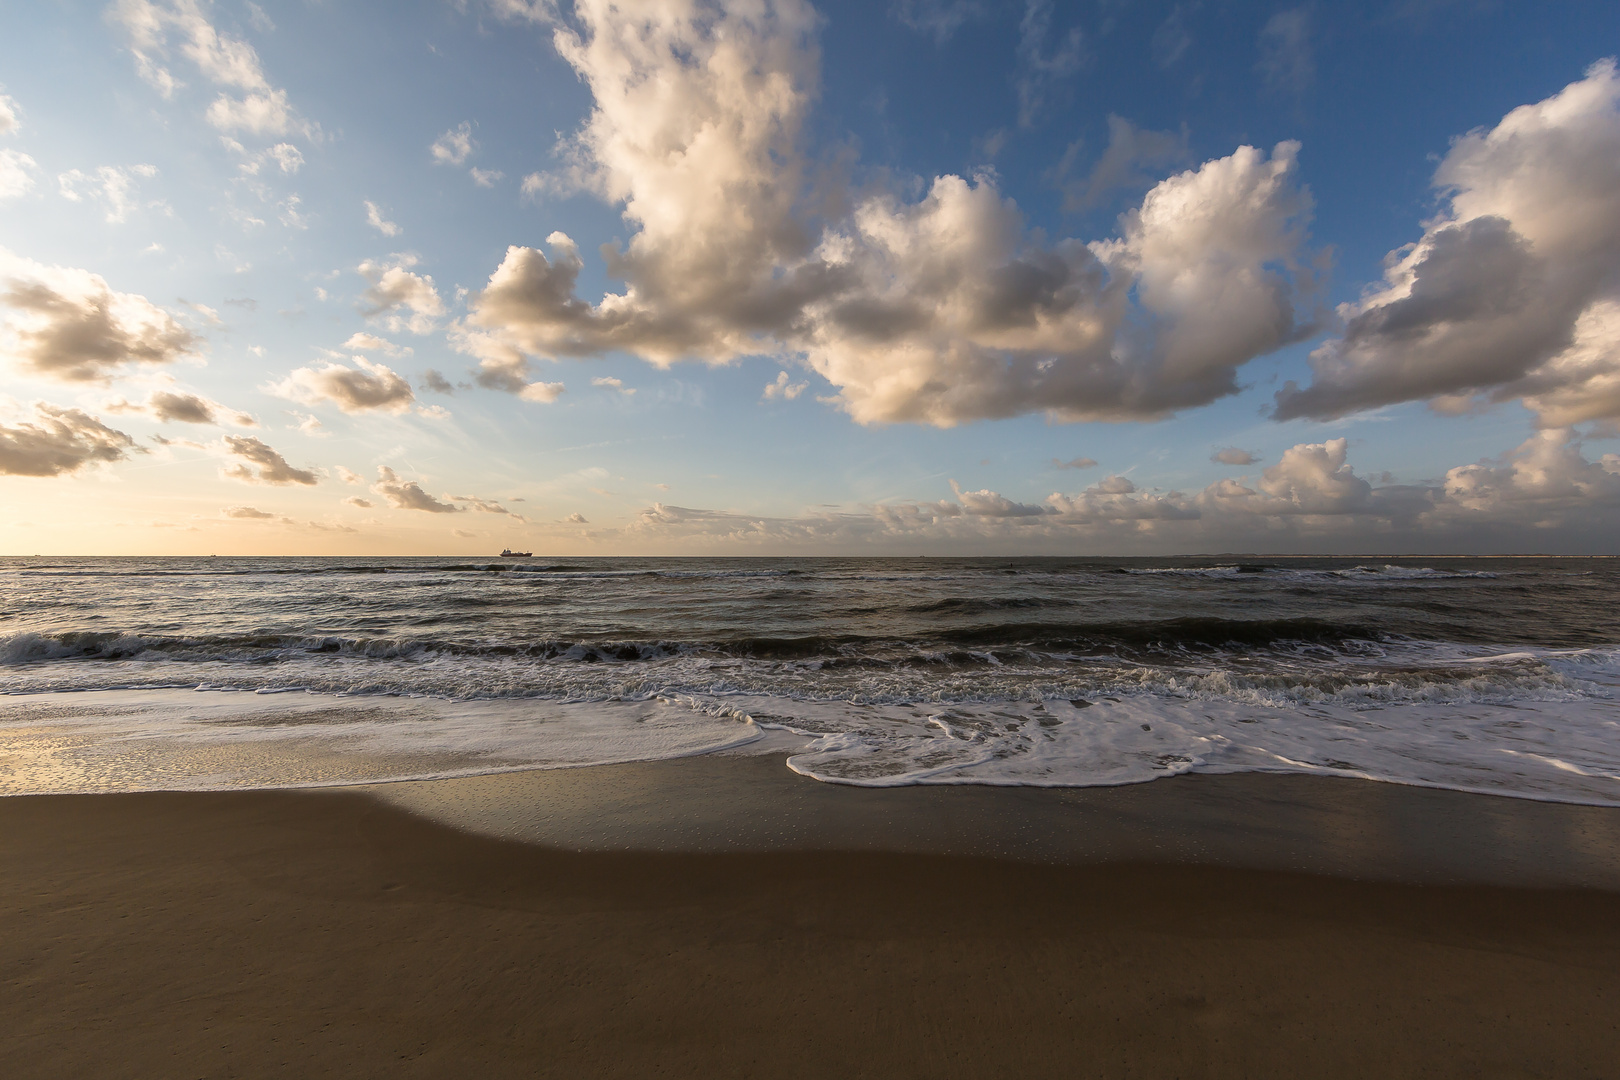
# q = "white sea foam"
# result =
<box><xmin>0</xmin><ymin>690</ymin><xmax>762</xmax><ymax>795</ymax></box>
<box><xmin>4</xmin><ymin>678</ymin><xmax>1617</xmax><ymax>805</ymax></box>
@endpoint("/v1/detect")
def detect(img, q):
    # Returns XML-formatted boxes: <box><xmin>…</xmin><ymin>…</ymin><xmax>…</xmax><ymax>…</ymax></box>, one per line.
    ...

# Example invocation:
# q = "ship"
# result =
<box><xmin>499</xmin><ymin>549</ymin><xmax>533</xmax><ymax>558</ymax></box>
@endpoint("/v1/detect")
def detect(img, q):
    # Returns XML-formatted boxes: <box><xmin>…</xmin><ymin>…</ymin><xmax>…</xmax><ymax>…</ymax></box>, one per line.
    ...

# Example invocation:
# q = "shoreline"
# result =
<box><xmin>359</xmin><ymin>752</ymin><xmax>1620</xmax><ymax>889</ymax></box>
<box><xmin>4</xmin><ymin>778</ymin><xmax>1620</xmax><ymax>1077</ymax></box>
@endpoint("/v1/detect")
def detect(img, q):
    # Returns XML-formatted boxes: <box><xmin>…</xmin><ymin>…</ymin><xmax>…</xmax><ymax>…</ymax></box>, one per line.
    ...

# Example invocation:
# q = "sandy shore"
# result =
<box><xmin>5</xmin><ymin>766</ymin><xmax>1620</xmax><ymax>1078</ymax></box>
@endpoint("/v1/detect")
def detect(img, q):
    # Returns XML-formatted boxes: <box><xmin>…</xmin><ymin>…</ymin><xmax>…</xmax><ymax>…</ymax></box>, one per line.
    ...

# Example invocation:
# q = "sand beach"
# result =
<box><xmin>5</xmin><ymin>757</ymin><xmax>1619</xmax><ymax>1079</ymax></box>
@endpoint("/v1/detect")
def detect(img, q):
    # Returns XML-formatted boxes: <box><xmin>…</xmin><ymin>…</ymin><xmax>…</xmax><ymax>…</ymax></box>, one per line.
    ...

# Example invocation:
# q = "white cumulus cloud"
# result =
<box><xmin>1276</xmin><ymin>59</ymin><xmax>1620</xmax><ymax>428</ymax></box>
<box><xmin>358</xmin><ymin>256</ymin><xmax>443</xmax><ymax>334</ymax></box>
<box><xmin>455</xmin><ymin>0</ymin><xmax>1317</xmax><ymax>427</ymax></box>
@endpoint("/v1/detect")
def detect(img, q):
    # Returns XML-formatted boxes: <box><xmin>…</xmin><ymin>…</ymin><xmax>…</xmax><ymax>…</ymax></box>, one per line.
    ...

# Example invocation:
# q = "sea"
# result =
<box><xmin>2</xmin><ymin>555</ymin><xmax>1619</xmax><ymax>804</ymax></box>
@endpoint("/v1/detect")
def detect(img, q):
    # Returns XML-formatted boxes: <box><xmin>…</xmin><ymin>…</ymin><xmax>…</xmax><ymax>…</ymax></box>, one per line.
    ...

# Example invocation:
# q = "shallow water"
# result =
<box><xmin>3</xmin><ymin>555</ymin><xmax>1618</xmax><ymax>801</ymax></box>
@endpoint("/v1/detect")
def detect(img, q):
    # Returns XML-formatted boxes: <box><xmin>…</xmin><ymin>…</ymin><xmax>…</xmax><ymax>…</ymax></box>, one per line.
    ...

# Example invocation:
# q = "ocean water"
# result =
<box><xmin>2</xmin><ymin>555</ymin><xmax>1619</xmax><ymax>803</ymax></box>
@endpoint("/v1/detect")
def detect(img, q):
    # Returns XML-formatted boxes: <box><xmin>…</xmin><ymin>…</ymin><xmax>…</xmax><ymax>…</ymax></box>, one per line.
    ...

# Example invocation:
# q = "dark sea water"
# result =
<box><xmin>2</xmin><ymin>555</ymin><xmax>1618</xmax><ymax>802</ymax></box>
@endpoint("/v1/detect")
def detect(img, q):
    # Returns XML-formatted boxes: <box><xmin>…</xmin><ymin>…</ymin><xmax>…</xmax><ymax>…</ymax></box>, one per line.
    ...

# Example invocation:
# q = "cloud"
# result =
<box><xmin>1257</xmin><ymin>8</ymin><xmax>1314</xmax><ymax>97</ymax></box>
<box><xmin>1275</xmin><ymin>59</ymin><xmax>1620</xmax><ymax>426</ymax></box>
<box><xmin>341</xmin><ymin>331</ymin><xmax>411</xmax><ymax>357</ymax></box>
<box><xmin>0</xmin><ymin>249</ymin><xmax>198</xmax><ymax>382</ymax></box>
<box><xmin>591</xmin><ymin>375</ymin><xmax>635</xmax><ymax>395</ymax></box>
<box><xmin>1055</xmin><ymin>115</ymin><xmax>1189</xmax><ymax>213</ymax></box>
<box><xmin>421</xmin><ymin>369</ymin><xmax>455</xmax><ymax>394</ymax></box>
<box><xmin>230</xmin><ymin>140</ymin><xmax>302</xmax><ymax>175</ymax></box>
<box><xmin>223</xmin><ymin>505</ymin><xmax>275</xmax><ymax>519</ymax></box>
<box><xmin>1212</xmin><ymin>447</ymin><xmax>1258</xmax><ymax>466</ymax></box>
<box><xmin>451</xmin><ymin>494</ymin><xmax>525</xmax><ymax>521</ymax></box>
<box><xmin>479</xmin><ymin>0</ymin><xmax>559</xmax><ymax>22</ymax></box>
<box><xmin>358</xmin><ymin>256</ymin><xmax>443</xmax><ymax>334</ymax></box>
<box><xmin>891</xmin><ymin>1</ymin><xmax>984</xmax><ymax>43</ymax></box>
<box><xmin>0</xmin><ymin>150</ymin><xmax>36</xmax><ymax>200</ymax></box>
<box><xmin>57</xmin><ymin>164</ymin><xmax>160</xmax><ymax>223</ymax></box>
<box><xmin>371</xmin><ymin>465</ymin><xmax>459</xmax><ymax>512</ymax></box>
<box><xmin>343</xmin><ymin>495</ymin><xmax>372</xmax><ymax>508</ymax></box>
<box><xmin>1046</xmin><ymin>474</ymin><xmax>1199</xmax><ymax>521</ymax></box>
<box><xmin>364</xmin><ymin>200</ymin><xmax>401</xmax><ymax>237</ymax></box>
<box><xmin>1434</xmin><ymin>428</ymin><xmax>1620</xmax><ymax>525</ymax></box>
<box><xmin>566</xmin><ymin>511</ymin><xmax>588</xmax><ymax>523</ymax></box>
<box><xmin>1052</xmin><ymin>456</ymin><xmax>1097</xmax><ymax>469</ymax></box>
<box><xmin>335</xmin><ymin>466</ymin><xmax>363</xmax><ymax>484</ymax></box>
<box><xmin>108</xmin><ymin>389</ymin><xmax>255</xmax><ymax>426</ymax></box>
<box><xmin>1015</xmin><ymin>0</ymin><xmax>1085</xmax><ymax>128</ymax></box>
<box><xmin>455</xmin><ymin>0</ymin><xmax>1316</xmax><ymax>428</ymax></box>
<box><xmin>519</xmin><ymin>380</ymin><xmax>565</xmax><ymax>402</ymax></box>
<box><xmin>431</xmin><ymin>122</ymin><xmax>475</xmax><ymax>166</ymax></box>
<box><xmin>1199</xmin><ymin>438</ymin><xmax>1375</xmax><ymax>516</ymax></box>
<box><xmin>221</xmin><ymin>435</ymin><xmax>318</xmax><ymax>485</ymax></box>
<box><xmin>0</xmin><ymin>93</ymin><xmax>18</xmax><ymax>135</ymax></box>
<box><xmin>109</xmin><ymin>0</ymin><xmax>315</xmax><ymax>138</ymax></box>
<box><xmin>0</xmin><ymin>404</ymin><xmax>138</xmax><ymax>476</ymax></box>
<box><xmin>951</xmin><ymin>479</ymin><xmax>1053</xmax><ymax>516</ymax></box>
<box><xmin>1151</xmin><ymin>5</ymin><xmax>1192</xmax><ymax>69</ymax></box>
<box><xmin>269</xmin><ymin>356</ymin><xmax>415</xmax><ymax>414</ymax></box>
<box><xmin>612</xmin><ymin>431</ymin><xmax>1620</xmax><ymax>551</ymax></box>
<box><xmin>469</xmin><ymin>167</ymin><xmax>504</xmax><ymax>188</ymax></box>
<box><xmin>762</xmin><ymin>370</ymin><xmax>806</xmax><ymax>400</ymax></box>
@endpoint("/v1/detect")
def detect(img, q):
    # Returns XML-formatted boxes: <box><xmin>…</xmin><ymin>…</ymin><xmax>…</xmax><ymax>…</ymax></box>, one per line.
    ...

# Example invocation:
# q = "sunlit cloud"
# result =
<box><xmin>220</xmin><ymin>435</ymin><xmax>318</xmax><ymax>485</ymax></box>
<box><xmin>110</xmin><ymin>0</ymin><xmax>318</xmax><ymax>138</ymax></box>
<box><xmin>268</xmin><ymin>356</ymin><xmax>415</xmax><ymax>415</ymax></box>
<box><xmin>371</xmin><ymin>465</ymin><xmax>458</xmax><ymax>512</ymax></box>
<box><xmin>456</xmin><ymin>0</ymin><xmax>1318</xmax><ymax>428</ymax></box>
<box><xmin>358</xmin><ymin>255</ymin><xmax>441</xmax><ymax>334</ymax></box>
<box><xmin>0</xmin><ymin>404</ymin><xmax>139</xmax><ymax>476</ymax></box>
<box><xmin>0</xmin><ymin>249</ymin><xmax>199</xmax><ymax>382</ymax></box>
<box><xmin>1276</xmin><ymin>60</ymin><xmax>1620</xmax><ymax>428</ymax></box>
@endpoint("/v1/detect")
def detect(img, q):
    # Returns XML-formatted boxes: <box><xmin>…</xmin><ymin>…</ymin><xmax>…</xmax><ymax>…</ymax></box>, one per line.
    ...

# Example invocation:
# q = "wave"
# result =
<box><xmin>1123</xmin><ymin>563</ymin><xmax>1500</xmax><ymax>582</ymax></box>
<box><xmin>0</xmin><ymin>616</ymin><xmax>1399</xmax><ymax>667</ymax></box>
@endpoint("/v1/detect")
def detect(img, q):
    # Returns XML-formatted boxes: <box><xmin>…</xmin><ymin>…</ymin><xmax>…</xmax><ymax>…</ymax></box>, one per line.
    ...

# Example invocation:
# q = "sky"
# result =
<box><xmin>2</xmin><ymin>0</ymin><xmax>1619</xmax><ymax>556</ymax></box>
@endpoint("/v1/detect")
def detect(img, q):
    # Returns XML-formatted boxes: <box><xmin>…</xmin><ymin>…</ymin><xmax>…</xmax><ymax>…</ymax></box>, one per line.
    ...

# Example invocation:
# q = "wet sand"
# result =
<box><xmin>5</xmin><ymin>764</ymin><xmax>1620</xmax><ymax>1078</ymax></box>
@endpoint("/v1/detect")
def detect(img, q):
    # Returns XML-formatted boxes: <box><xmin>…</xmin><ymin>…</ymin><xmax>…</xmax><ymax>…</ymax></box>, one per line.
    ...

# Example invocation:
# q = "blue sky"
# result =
<box><xmin>2</xmin><ymin>0</ymin><xmax>1618</xmax><ymax>554</ymax></box>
